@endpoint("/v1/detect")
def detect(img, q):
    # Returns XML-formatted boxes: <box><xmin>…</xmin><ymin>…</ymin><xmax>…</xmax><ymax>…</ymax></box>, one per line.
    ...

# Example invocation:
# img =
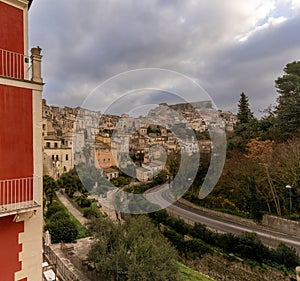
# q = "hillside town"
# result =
<box><xmin>42</xmin><ymin>99</ymin><xmax>237</xmax><ymax>181</ymax></box>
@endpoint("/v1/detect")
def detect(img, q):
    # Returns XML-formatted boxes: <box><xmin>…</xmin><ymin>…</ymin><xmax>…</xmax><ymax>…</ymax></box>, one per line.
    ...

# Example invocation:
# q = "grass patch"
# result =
<box><xmin>178</xmin><ymin>262</ymin><xmax>215</xmax><ymax>281</ymax></box>
<box><xmin>52</xmin><ymin>194</ymin><xmax>90</xmax><ymax>239</ymax></box>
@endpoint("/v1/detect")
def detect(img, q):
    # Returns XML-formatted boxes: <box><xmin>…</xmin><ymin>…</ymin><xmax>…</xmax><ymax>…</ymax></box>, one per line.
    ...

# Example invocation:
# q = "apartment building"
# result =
<box><xmin>0</xmin><ymin>0</ymin><xmax>44</xmax><ymax>280</ymax></box>
<box><xmin>43</xmin><ymin>136</ymin><xmax>73</xmax><ymax>179</ymax></box>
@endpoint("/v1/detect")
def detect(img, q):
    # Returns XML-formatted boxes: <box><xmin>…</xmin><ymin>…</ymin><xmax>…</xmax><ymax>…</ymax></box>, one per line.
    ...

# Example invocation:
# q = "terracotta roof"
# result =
<box><xmin>103</xmin><ymin>167</ymin><xmax>119</xmax><ymax>173</ymax></box>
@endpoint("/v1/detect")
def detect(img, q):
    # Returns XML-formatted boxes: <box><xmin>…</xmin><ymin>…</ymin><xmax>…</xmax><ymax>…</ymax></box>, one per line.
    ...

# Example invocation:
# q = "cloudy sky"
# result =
<box><xmin>29</xmin><ymin>0</ymin><xmax>300</xmax><ymax>116</ymax></box>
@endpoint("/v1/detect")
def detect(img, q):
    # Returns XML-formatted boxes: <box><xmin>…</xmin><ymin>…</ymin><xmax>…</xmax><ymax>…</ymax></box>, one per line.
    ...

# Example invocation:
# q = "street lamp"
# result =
<box><xmin>286</xmin><ymin>185</ymin><xmax>292</xmax><ymax>213</ymax></box>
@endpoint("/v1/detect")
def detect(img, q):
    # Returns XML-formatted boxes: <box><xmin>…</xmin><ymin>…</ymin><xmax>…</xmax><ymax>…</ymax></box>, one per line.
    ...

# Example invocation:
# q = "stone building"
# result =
<box><xmin>43</xmin><ymin>136</ymin><xmax>73</xmax><ymax>179</ymax></box>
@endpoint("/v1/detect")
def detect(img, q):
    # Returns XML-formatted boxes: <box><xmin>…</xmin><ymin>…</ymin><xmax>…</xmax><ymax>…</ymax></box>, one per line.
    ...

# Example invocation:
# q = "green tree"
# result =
<box><xmin>237</xmin><ymin>92</ymin><xmax>253</xmax><ymax>124</ymax></box>
<box><xmin>60</xmin><ymin>168</ymin><xmax>85</xmax><ymax>194</ymax></box>
<box><xmin>235</xmin><ymin>232</ymin><xmax>270</xmax><ymax>263</ymax></box>
<box><xmin>88</xmin><ymin>216</ymin><xmax>179</xmax><ymax>281</ymax></box>
<box><xmin>275</xmin><ymin>61</ymin><xmax>300</xmax><ymax>138</ymax></box>
<box><xmin>274</xmin><ymin>242</ymin><xmax>300</xmax><ymax>269</ymax></box>
<box><xmin>45</xmin><ymin>203</ymin><xmax>65</xmax><ymax>219</ymax></box>
<box><xmin>45</xmin><ymin>217</ymin><xmax>78</xmax><ymax>243</ymax></box>
<box><xmin>230</xmin><ymin>93</ymin><xmax>258</xmax><ymax>151</ymax></box>
<box><xmin>43</xmin><ymin>175</ymin><xmax>57</xmax><ymax>205</ymax></box>
<box><xmin>74</xmin><ymin>193</ymin><xmax>92</xmax><ymax>208</ymax></box>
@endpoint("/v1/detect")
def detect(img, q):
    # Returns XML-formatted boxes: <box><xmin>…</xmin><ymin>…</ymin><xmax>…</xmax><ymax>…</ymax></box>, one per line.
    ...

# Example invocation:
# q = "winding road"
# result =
<box><xmin>144</xmin><ymin>184</ymin><xmax>300</xmax><ymax>253</ymax></box>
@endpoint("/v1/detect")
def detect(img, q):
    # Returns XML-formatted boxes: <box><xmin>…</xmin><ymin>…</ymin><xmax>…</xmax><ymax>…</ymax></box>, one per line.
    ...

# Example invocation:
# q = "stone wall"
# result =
<box><xmin>262</xmin><ymin>215</ymin><xmax>300</xmax><ymax>237</ymax></box>
<box><xmin>186</xmin><ymin>252</ymin><xmax>296</xmax><ymax>281</ymax></box>
<box><xmin>178</xmin><ymin>199</ymin><xmax>300</xmax><ymax>238</ymax></box>
<box><xmin>178</xmin><ymin>198</ymin><xmax>258</xmax><ymax>227</ymax></box>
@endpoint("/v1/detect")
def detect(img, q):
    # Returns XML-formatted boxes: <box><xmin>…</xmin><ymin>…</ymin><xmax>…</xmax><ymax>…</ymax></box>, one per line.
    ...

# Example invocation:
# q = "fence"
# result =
<box><xmin>0</xmin><ymin>48</ymin><xmax>30</xmax><ymax>79</ymax></box>
<box><xmin>0</xmin><ymin>176</ymin><xmax>40</xmax><ymax>214</ymax></box>
<box><xmin>44</xmin><ymin>244</ymin><xmax>80</xmax><ymax>281</ymax></box>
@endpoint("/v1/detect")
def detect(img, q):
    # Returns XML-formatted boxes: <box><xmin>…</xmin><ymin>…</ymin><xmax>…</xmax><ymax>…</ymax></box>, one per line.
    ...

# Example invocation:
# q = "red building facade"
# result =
<box><xmin>0</xmin><ymin>0</ymin><xmax>43</xmax><ymax>280</ymax></box>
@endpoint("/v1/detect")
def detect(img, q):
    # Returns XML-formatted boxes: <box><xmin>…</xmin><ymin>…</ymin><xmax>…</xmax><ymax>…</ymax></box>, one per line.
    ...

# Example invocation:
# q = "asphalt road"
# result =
<box><xmin>144</xmin><ymin>185</ymin><xmax>300</xmax><ymax>253</ymax></box>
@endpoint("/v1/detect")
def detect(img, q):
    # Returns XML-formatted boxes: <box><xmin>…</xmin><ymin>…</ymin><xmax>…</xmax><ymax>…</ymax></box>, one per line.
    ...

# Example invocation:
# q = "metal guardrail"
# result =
<box><xmin>0</xmin><ymin>176</ymin><xmax>40</xmax><ymax>215</ymax></box>
<box><xmin>0</xmin><ymin>48</ymin><xmax>30</xmax><ymax>79</ymax></box>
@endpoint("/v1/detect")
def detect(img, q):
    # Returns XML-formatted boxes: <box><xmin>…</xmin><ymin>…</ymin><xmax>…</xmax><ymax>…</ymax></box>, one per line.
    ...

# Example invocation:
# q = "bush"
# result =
<box><xmin>163</xmin><ymin>228</ymin><xmax>185</xmax><ymax>254</ymax></box>
<box><xmin>184</xmin><ymin>239</ymin><xmax>211</xmax><ymax>258</ymax></box>
<box><xmin>234</xmin><ymin>232</ymin><xmax>269</xmax><ymax>263</ymax></box>
<box><xmin>274</xmin><ymin>242</ymin><xmax>300</xmax><ymax>269</ymax></box>
<box><xmin>45</xmin><ymin>217</ymin><xmax>78</xmax><ymax>243</ymax></box>
<box><xmin>49</xmin><ymin>211</ymin><xmax>70</xmax><ymax>222</ymax></box>
<box><xmin>83</xmin><ymin>207</ymin><xmax>100</xmax><ymax>219</ymax></box>
<box><xmin>74</xmin><ymin>194</ymin><xmax>92</xmax><ymax>208</ymax></box>
<box><xmin>111</xmin><ymin>176</ymin><xmax>131</xmax><ymax>187</ymax></box>
<box><xmin>148</xmin><ymin>209</ymin><xmax>169</xmax><ymax>226</ymax></box>
<box><xmin>45</xmin><ymin>203</ymin><xmax>65</xmax><ymax>219</ymax></box>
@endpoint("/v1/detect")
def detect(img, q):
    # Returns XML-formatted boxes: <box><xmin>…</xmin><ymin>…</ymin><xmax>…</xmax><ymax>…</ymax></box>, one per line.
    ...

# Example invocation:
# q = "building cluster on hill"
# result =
<box><xmin>42</xmin><ymin>99</ymin><xmax>237</xmax><ymax>181</ymax></box>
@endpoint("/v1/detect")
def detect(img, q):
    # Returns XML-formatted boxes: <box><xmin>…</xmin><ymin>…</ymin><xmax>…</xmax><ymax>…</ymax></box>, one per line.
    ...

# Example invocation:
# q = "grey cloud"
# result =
<box><xmin>29</xmin><ymin>1</ymin><xmax>300</xmax><ymax>116</ymax></box>
<box><xmin>197</xmin><ymin>15</ymin><xmax>300</xmax><ymax>115</ymax></box>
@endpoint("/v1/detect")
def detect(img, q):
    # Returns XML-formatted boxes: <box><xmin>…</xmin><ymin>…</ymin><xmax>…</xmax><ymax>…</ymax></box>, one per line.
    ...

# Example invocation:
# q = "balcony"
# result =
<box><xmin>0</xmin><ymin>48</ymin><xmax>31</xmax><ymax>80</ymax></box>
<box><xmin>0</xmin><ymin>176</ymin><xmax>40</xmax><ymax>217</ymax></box>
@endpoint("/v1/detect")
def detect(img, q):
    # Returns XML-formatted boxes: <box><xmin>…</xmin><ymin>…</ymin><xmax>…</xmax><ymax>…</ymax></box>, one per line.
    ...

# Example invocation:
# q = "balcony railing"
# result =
<box><xmin>0</xmin><ymin>176</ymin><xmax>40</xmax><ymax>216</ymax></box>
<box><xmin>0</xmin><ymin>48</ymin><xmax>31</xmax><ymax>80</ymax></box>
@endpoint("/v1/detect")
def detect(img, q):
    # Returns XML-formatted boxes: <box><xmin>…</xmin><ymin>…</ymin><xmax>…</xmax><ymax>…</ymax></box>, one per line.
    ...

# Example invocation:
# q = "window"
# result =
<box><xmin>52</xmin><ymin>155</ymin><xmax>54</xmax><ymax>161</ymax></box>
<box><xmin>56</xmin><ymin>155</ymin><xmax>59</xmax><ymax>161</ymax></box>
<box><xmin>63</xmin><ymin>166</ymin><xmax>67</xmax><ymax>172</ymax></box>
<box><xmin>46</xmin><ymin>142</ymin><xmax>50</xmax><ymax>148</ymax></box>
<box><xmin>54</xmin><ymin>142</ymin><xmax>58</xmax><ymax>148</ymax></box>
<box><xmin>66</xmin><ymin>154</ymin><xmax>69</xmax><ymax>161</ymax></box>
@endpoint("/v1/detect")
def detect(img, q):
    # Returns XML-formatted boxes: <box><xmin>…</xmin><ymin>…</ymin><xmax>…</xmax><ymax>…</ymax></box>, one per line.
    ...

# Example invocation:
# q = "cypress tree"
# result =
<box><xmin>237</xmin><ymin>92</ymin><xmax>253</xmax><ymax>124</ymax></box>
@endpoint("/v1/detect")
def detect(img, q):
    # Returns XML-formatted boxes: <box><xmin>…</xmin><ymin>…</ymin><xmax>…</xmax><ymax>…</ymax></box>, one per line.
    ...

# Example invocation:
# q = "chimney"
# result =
<box><xmin>31</xmin><ymin>46</ymin><xmax>43</xmax><ymax>83</ymax></box>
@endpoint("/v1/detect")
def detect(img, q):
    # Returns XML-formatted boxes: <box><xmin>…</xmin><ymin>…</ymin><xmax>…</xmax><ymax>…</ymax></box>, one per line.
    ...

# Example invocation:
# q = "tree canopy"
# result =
<box><xmin>275</xmin><ymin>61</ymin><xmax>300</xmax><ymax>138</ymax></box>
<box><xmin>88</xmin><ymin>216</ymin><xmax>179</xmax><ymax>281</ymax></box>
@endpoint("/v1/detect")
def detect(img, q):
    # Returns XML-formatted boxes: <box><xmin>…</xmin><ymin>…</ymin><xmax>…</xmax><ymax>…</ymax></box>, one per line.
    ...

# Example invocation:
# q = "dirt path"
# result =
<box><xmin>56</xmin><ymin>191</ymin><xmax>89</xmax><ymax>226</ymax></box>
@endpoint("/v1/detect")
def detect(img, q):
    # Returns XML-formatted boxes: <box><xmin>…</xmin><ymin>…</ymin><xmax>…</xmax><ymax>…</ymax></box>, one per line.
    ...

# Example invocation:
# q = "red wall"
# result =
<box><xmin>0</xmin><ymin>1</ymin><xmax>24</xmax><ymax>53</ymax></box>
<box><xmin>0</xmin><ymin>2</ymin><xmax>30</xmax><ymax>280</ymax></box>
<box><xmin>0</xmin><ymin>215</ymin><xmax>24</xmax><ymax>281</ymax></box>
<box><xmin>0</xmin><ymin>2</ymin><xmax>25</xmax><ymax>78</ymax></box>
<box><xmin>0</xmin><ymin>85</ymin><xmax>33</xmax><ymax>180</ymax></box>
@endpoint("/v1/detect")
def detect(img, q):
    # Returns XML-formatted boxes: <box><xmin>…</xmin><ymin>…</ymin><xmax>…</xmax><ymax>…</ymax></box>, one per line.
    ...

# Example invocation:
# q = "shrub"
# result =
<box><xmin>45</xmin><ymin>217</ymin><xmax>78</xmax><ymax>243</ymax></box>
<box><xmin>185</xmin><ymin>239</ymin><xmax>211</xmax><ymax>257</ymax></box>
<box><xmin>83</xmin><ymin>207</ymin><xmax>100</xmax><ymax>219</ymax></box>
<box><xmin>274</xmin><ymin>242</ymin><xmax>300</xmax><ymax>269</ymax></box>
<box><xmin>163</xmin><ymin>228</ymin><xmax>185</xmax><ymax>254</ymax></box>
<box><xmin>49</xmin><ymin>211</ymin><xmax>70</xmax><ymax>222</ymax></box>
<box><xmin>74</xmin><ymin>194</ymin><xmax>92</xmax><ymax>208</ymax></box>
<box><xmin>45</xmin><ymin>203</ymin><xmax>65</xmax><ymax>219</ymax></box>
<box><xmin>235</xmin><ymin>232</ymin><xmax>269</xmax><ymax>263</ymax></box>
